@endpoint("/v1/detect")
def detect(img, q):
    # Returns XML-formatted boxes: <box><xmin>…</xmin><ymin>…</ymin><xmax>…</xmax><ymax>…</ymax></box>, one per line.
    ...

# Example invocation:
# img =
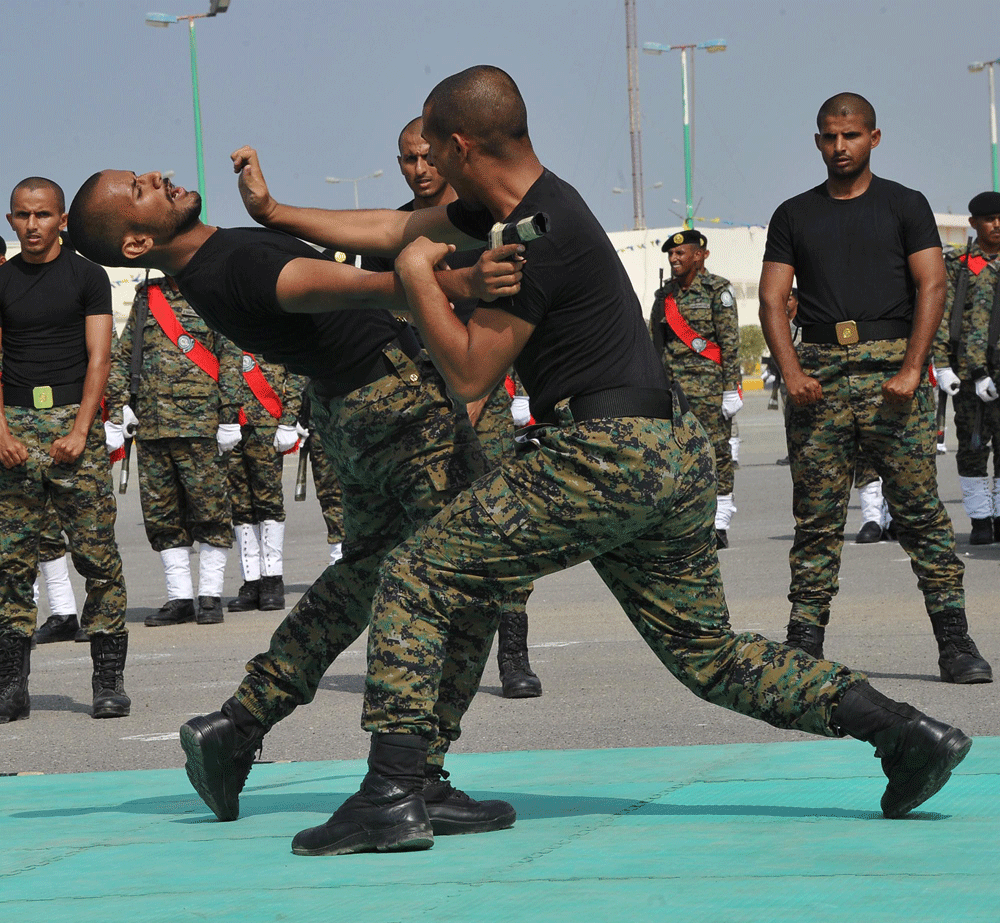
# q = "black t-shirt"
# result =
<box><xmin>763</xmin><ymin>175</ymin><xmax>941</xmax><ymax>325</ymax></box>
<box><xmin>0</xmin><ymin>247</ymin><xmax>111</xmax><ymax>388</ymax></box>
<box><xmin>173</xmin><ymin>226</ymin><xmax>405</xmax><ymax>388</ymax></box>
<box><xmin>446</xmin><ymin>169</ymin><xmax>668</xmax><ymax>419</ymax></box>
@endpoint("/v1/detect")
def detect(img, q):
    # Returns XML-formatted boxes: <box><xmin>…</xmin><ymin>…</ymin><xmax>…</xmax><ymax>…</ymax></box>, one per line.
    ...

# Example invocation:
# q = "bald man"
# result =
<box><xmin>204</xmin><ymin>68</ymin><xmax>974</xmax><ymax>857</ymax></box>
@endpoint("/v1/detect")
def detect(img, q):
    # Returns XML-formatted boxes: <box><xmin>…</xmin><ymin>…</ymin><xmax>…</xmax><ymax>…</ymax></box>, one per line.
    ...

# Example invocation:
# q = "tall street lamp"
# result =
<box><xmin>145</xmin><ymin>1</ymin><xmax>231</xmax><ymax>221</ymax></box>
<box><xmin>325</xmin><ymin>171</ymin><xmax>384</xmax><ymax>209</ymax></box>
<box><xmin>969</xmin><ymin>58</ymin><xmax>1000</xmax><ymax>192</ymax></box>
<box><xmin>643</xmin><ymin>39</ymin><xmax>727</xmax><ymax>229</ymax></box>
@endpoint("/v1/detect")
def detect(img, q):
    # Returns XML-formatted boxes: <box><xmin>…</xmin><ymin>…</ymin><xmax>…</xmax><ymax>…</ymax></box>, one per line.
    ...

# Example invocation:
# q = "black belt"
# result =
<box><xmin>313</xmin><ymin>327</ymin><xmax>423</xmax><ymax>400</ymax></box>
<box><xmin>3</xmin><ymin>383</ymin><xmax>84</xmax><ymax>409</ymax></box>
<box><xmin>800</xmin><ymin>320</ymin><xmax>911</xmax><ymax>345</ymax></box>
<box><xmin>539</xmin><ymin>385</ymin><xmax>685</xmax><ymax>426</ymax></box>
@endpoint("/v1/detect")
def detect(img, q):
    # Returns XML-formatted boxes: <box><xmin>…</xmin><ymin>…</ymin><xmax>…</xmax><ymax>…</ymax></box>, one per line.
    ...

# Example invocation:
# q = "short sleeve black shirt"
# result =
<box><xmin>0</xmin><ymin>247</ymin><xmax>111</xmax><ymax>388</ymax></box>
<box><xmin>445</xmin><ymin>170</ymin><xmax>668</xmax><ymax>419</ymax></box>
<box><xmin>763</xmin><ymin>175</ymin><xmax>941</xmax><ymax>325</ymax></box>
<box><xmin>174</xmin><ymin>227</ymin><xmax>405</xmax><ymax>388</ymax></box>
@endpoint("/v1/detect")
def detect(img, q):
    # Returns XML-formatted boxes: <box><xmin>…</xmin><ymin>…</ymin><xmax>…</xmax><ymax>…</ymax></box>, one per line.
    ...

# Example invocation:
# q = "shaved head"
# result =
<box><xmin>68</xmin><ymin>172</ymin><xmax>128</xmax><ymax>267</ymax></box>
<box><xmin>11</xmin><ymin>176</ymin><xmax>65</xmax><ymax>214</ymax></box>
<box><xmin>398</xmin><ymin>116</ymin><xmax>424</xmax><ymax>154</ymax></box>
<box><xmin>423</xmin><ymin>65</ymin><xmax>529</xmax><ymax>157</ymax></box>
<box><xmin>817</xmin><ymin>93</ymin><xmax>876</xmax><ymax>131</ymax></box>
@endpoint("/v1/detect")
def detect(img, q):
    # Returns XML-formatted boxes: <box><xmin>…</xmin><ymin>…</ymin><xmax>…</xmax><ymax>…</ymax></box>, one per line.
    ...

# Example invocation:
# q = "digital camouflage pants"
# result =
<box><xmin>234</xmin><ymin>348</ymin><xmax>505</xmax><ymax>766</ymax></box>
<box><xmin>306</xmin><ymin>432</ymin><xmax>344</xmax><ymax>545</ymax></box>
<box><xmin>136</xmin><ymin>437</ymin><xmax>232</xmax><ymax>551</ymax></box>
<box><xmin>228</xmin><ymin>426</ymin><xmax>286</xmax><ymax>525</ymax></box>
<box><xmin>786</xmin><ymin>340</ymin><xmax>964</xmax><ymax>626</ymax></box>
<box><xmin>363</xmin><ymin>397</ymin><xmax>864</xmax><ymax>745</ymax></box>
<box><xmin>952</xmin><ymin>388</ymin><xmax>1000</xmax><ymax>478</ymax></box>
<box><xmin>0</xmin><ymin>405</ymin><xmax>126</xmax><ymax>637</ymax></box>
<box><xmin>686</xmin><ymin>392</ymin><xmax>734</xmax><ymax>496</ymax></box>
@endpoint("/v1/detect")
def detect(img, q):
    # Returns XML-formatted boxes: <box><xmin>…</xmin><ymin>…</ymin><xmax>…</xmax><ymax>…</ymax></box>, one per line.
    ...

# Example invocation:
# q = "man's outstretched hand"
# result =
<box><xmin>231</xmin><ymin>146</ymin><xmax>277</xmax><ymax>225</ymax></box>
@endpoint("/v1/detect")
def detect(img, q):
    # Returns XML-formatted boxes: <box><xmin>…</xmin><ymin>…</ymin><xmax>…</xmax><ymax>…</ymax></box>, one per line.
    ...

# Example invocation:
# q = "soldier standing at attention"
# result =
<box><xmin>0</xmin><ymin>177</ymin><xmax>129</xmax><ymax>721</ymax></box>
<box><xmin>106</xmin><ymin>276</ymin><xmax>245</xmax><ymax>626</ymax></box>
<box><xmin>932</xmin><ymin>191</ymin><xmax>1000</xmax><ymax>545</ymax></box>
<box><xmin>759</xmin><ymin>92</ymin><xmax>992</xmax><ymax>684</ymax></box>
<box><xmin>650</xmin><ymin>230</ymin><xmax>742</xmax><ymax>548</ymax></box>
<box><xmin>226</xmin><ymin>354</ymin><xmax>308</xmax><ymax>613</ymax></box>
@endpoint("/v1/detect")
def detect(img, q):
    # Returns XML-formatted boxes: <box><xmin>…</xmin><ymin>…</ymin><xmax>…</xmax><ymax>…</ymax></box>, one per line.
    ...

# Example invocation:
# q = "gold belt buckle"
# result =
<box><xmin>835</xmin><ymin>321</ymin><xmax>859</xmax><ymax>345</ymax></box>
<box><xmin>32</xmin><ymin>386</ymin><xmax>54</xmax><ymax>409</ymax></box>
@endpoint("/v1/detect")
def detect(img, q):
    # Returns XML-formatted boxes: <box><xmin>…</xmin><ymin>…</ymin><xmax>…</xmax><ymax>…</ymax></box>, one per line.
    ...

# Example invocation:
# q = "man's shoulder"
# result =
<box><xmin>702</xmin><ymin>272</ymin><xmax>734</xmax><ymax>293</ymax></box>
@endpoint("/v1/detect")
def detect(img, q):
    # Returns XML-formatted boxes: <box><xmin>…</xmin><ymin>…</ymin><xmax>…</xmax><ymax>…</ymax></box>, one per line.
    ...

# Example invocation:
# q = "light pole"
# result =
<box><xmin>969</xmin><ymin>58</ymin><xmax>1000</xmax><ymax>192</ymax></box>
<box><xmin>643</xmin><ymin>39</ymin><xmax>726</xmax><ymax>229</ymax></box>
<box><xmin>145</xmin><ymin>1</ymin><xmax>231</xmax><ymax>222</ymax></box>
<box><xmin>325</xmin><ymin>171</ymin><xmax>384</xmax><ymax>209</ymax></box>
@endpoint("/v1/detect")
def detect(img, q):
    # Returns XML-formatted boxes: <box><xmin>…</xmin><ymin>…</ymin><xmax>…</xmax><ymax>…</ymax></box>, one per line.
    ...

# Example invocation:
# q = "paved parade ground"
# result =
<box><xmin>2</xmin><ymin>391</ymin><xmax>999</xmax><ymax>922</ymax></box>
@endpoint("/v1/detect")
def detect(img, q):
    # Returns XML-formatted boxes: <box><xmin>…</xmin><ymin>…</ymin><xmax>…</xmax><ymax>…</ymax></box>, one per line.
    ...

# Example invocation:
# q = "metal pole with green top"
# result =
<box><xmin>969</xmin><ymin>58</ymin><xmax>1000</xmax><ymax>193</ymax></box>
<box><xmin>187</xmin><ymin>18</ymin><xmax>207</xmax><ymax>220</ymax></box>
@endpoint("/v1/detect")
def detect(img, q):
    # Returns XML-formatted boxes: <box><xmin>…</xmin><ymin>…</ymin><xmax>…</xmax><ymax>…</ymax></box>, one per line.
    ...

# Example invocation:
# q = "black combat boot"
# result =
<box><xmin>291</xmin><ymin>733</ymin><xmax>433</xmax><ymax>856</ymax></box>
<box><xmin>258</xmin><ymin>575</ymin><xmax>285</xmax><ymax>611</ymax></box>
<box><xmin>969</xmin><ymin>517</ymin><xmax>994</xmax><ymax>545</ymax></box>
<box><xmin>929</xmin><ymin>610</ymin><xmax>993</xmax><ymax>684</ymax></box>
<box><xmin>423</xmin><ymin>765</ymin><xmax>516</xmax><ymax>835</ymax></box>
<box><xmin>33</xmin><ymin>613</ymin><xmax>80</xmax><ymax>645</ymax></box>
<box><xmin>715</xmin><ymin>528</ymin><xmax>730</xmax><ymax>549</ymax></box>
<box><xmin>180</xmin><ymin>697</ymin><xmax>267</xmax><ymax>821</ymax></box>
<box><xmin>90</xmin><ymin>633</ymin><xmax>131</xmax><ymax>719</ymax></box>
<box><xmin>854</xmin><ymin>520</ymin><xmax>883</xmax><ymax>544</ymax></box>
<box><xmin>832</xmin><ymin>682</ymin><xmax>972</xmax><ymax>818</ymax></box>
<box><xmin>227</xmin><ymin>580</ymin><xmax>260</xmax><ymax>612</ymax></box>
<box><xmin>145</xmin><ymin>598</ymin><xmax>196</xmax><ymax>626</ymax></box>
<box><xmin>785</xmin><ymin>619</ymin><xmax>825</xmax><ymax>659</ymax></box>
<box><xmin>0</xmin><ymin>631</ymin><xmax>31</xmax><ymax>723</ymax></box>
<box><xmin>197</xmin><ymin>596</ymin><xmax>224</xmax><ymax>625</ymax></box>
<box><xmin>497</xmin><ymin>613</ymin><xmax>542</xmax><ymax>698</ymax></box>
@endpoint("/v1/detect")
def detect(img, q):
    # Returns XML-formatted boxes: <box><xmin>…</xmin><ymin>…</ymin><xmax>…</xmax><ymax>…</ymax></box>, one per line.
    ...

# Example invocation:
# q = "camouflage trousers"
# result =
<box><xmin>307</xmin><ymin>432</ymin><xmax>344</xmax><ymax>544</ymax></box>
<box><xmin>363</xmin><ymin>397</ymin><xmax>864</xmax><ymax>745</ymax></box>
<box><xmin>39</xmin><ymin>500</ymin><xmax>70</xmax><ymax>562</ymax></box>
<box><xmin>234</xmin><ymin>347</ymin><xmax>505</xmax><ymax>765</ymax></box>
<box><xmin>136</xmin><ymin>438</ymin><xmax>232</xmax><ymax>551</ymax></box>
<box><xmin>952</xmin><ymin>389</ymin><xmax>1000</xmax><ymax>478</ymax></box>
<box><xmin>0</xmin><ymin>405</ymin><xmax>126</xmax><ymax>637</ymax></box>
<box><xmin>786</xmin><ymin>340</ymin><xmax>964</xmax><ymax>626</ymax></box>
<box><xmin>228</xmin><ymin>426</ymin><xmax>285</xmax><ymax>525</ymax></box>
<box><xmin>685</xmin><ymin>392</ymin><xmax>734</xmax><ymax>495</ymax></box>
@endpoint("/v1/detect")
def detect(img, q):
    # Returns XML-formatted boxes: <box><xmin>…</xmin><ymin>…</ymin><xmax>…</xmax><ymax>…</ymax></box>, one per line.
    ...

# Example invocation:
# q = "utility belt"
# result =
<box><xmin>3</xmin><ymin>382</ymin><xmax>84</xmax><ymax>409</ymax></box>
<box><xmin>537</xmin><ymin>384</ymin><xmax>686</xmax><ymax>426</ymax></box>
<box><xmin>799</xmin><ymin>319</ymin><xmax>911</xmax><ymax>346</ymax></box>
<box><xmin>312</xmin><ymin>326</ymin><xmax>422</xmax><ymax>401</ymax></box>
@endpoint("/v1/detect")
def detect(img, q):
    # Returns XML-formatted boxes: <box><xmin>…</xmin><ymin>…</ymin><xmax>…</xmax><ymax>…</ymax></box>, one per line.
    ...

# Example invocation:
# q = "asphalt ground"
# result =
<box><xmin>3</xmin><ymin>388</ymin><xmax>998</xmax><ymax>775</ymax></box>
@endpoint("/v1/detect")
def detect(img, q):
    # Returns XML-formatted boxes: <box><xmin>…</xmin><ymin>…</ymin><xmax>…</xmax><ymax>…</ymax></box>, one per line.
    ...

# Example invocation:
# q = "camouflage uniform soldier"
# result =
<box><xmin>303</xmin><ymin>404</ymin><xmax>345</xmax><ymax>564</ymax></box>
<box><xmin>0</xmin><ymin>177</ymin><xmax>128</xmax><ymax>723</ymax></box>
<box><xmin>263</xmin><ymin>68</ymin><xmax>971</xmax><ymax>858</ymax></box>
<box><xmin>932</xmin><ymin>190</ymin><xmax>1000</xmax><ymax>545</ymax></box>
<box><xmin>760</xmin><ymin>92</ymin><xmax>991</xmax><ymax>684</ymax></box>
<box><xmin>650</xmin><ymin>229</ymin><xmax>743</xmax><ymax>548</ymax></box>
<box><xmin>227</xmin><ymin>354</ymin><xmax>308</xmax><ymax>612</ymax></box>
<box><xmin>106</xmin><ymin>276</ymin><xmax>244</xmax><ymax>626</ymax></box>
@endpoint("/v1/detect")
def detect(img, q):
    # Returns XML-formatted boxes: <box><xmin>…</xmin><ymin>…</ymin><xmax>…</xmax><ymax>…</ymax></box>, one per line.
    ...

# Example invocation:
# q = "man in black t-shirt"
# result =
<box><xmin>222</xmin><ymin>68</ymin><xmax>973</xmax><ymax>857</ymax></box>
<box><xmin>759</xmin><ymin>93</ymin><xmax>991</xmax><ymax>685</ymax></box>
<box><xmin>0</xmin><ymin>177</ymin><xmax>129</xmax><ymax>722</ymax></box>
<box><xmin>69</xmin><ymin>164</ymin><xmax>523</xmax><ymax>835</ymax></box>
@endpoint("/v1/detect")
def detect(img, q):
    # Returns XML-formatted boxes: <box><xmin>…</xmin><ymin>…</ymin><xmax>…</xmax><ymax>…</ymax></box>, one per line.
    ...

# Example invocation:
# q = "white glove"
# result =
<box><xmin>976</xmin><ymin>376</ymin><xmax>999</xmax><ymax>402</ymax></box>
<box><xmin>935</xmin><ymin>367</ymin><xmax>961</xmax><ymax>396</ymax></box>
<box><xmin>761</xmin><ymin>369</ymin><xmax>776</xmax><ymax>388</ymax></box>
<box><xmin>510</xmin><ymin>395</ymin><xmax>532</xmax><ymax>426</ymax></box>
<box><xmin>216</xmin><ymin>423</ymin><xmax>243</xmax><ymax>453</ymax></box>
<box><xmin>295</xmin><ymin>421</ymin><xmax>310</xmax><ymax>439</ymax></box>
<box><xmin>273</xmin><ymin>424</ymin><xmax>299</xmax><ymax>452</ymax></box>
<box><xmin>721</xmin><ymin>390</ymin><xmax>744</xmax><ymax>419</ymax></box>
<box><xmin>104</xmin><ymin>421</ymin><xmax>125</xmax><ymax>453</ymax></box>
<box><xmin>122</xmin><ymin>404</ymin><xmax>139</xmax><ymax>437</ymax></box>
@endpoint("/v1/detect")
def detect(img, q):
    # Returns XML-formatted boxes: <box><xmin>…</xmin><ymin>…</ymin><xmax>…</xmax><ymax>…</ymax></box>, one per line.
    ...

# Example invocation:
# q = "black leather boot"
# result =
<box><xmin>145</xmin><ymin>598</ymin><xmax>196</xmax><ymax>626</ymax></box>
<box><xmin>227</xmin><ymin>580</ymin><xmax>260</xmax><ymax>613</ymax></box>
<box><xmin>969</xmin><ymin>517</ymin><xmax>994</xmax><ymax>545</ymax></box>
<box><xmin>423</xmin><ymin>766</ymin><xmax>516</xmax><ymax>835</ymax></box>
<box><xmin>785</xmin><ymin>619</ymin><xmax>825</xmax><ymax>659</ymax></box>
<box><xmin>497</xmin><ymin>613</ymin><xmax>542</xmax><ymax>698</ymax></box>
<box><xmin>197</xmin><ymin>596</ymin><xmax>224</xmax><ymax>625</ymax></box>
<box><xmin>91</xmin><ymin>633</ymin><xmax>131</xmax><ymax>719</ymax></box>
<box><xmin>34</xmin><ymin>612</ymin><xmax>80</xmax><ymax>645</ymax></box>
<box><xmin>832</xmin><ymin>682</ymin><xmax>972</xmax><ymax>818</ymax></box>
<box><xmin>929</xmin><ymin>610</ymin><xmax>993</xmax><ymax>684</ymax></box>
<box><xmin>180</xmin><ymin>697</ymin><xmax>267</xmax><ymax>821</ymax></box>
<box><xmin>854</xmin><ymin>520</ymin><xmax>883</xmax><ymax>544</ymax></box>
<box><xmin>258</xmin><ymin>575</ymin><xmax>285</xmax><ymax>611</ymax></box>
<box><xmin>292</xmin><ymin>733</ymin><xmax>433</xmax><ymax>856</ymax></box>
<box><xmin>0</xmin><ymin>631</ymin><xmax>31</xmax><ymax>723</ymax></box>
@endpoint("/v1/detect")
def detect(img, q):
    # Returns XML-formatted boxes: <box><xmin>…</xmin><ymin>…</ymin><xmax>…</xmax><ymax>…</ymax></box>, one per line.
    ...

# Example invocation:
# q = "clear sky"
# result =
<box><xmin>1</xmin><ymin>0</ymin><xmax>997</xmax><ymax>239</ymax></box>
